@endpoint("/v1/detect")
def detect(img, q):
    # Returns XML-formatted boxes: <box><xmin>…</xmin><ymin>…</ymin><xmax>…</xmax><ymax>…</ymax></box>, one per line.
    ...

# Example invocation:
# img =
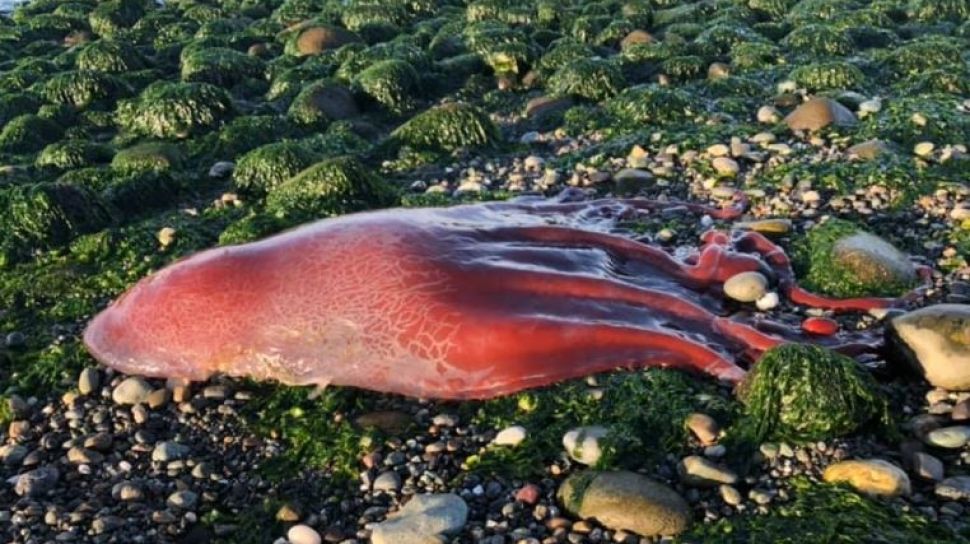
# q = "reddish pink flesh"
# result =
<box><xmin>83</xmin><ymin>194</ymin><xmax>921</xmax><ymax>399</ymax></box>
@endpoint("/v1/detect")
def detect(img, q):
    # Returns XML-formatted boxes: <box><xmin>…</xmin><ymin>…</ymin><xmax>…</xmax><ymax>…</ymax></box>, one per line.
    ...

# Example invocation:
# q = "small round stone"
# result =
<box><xmin>711</xmin><ymin>157</ymin><xmax>740</xmax><ymax>177</ymax></box>
<box><xmin>78</xmin><ymin>368</ymin><xmax>100</xmax><ymax>396</ymax></box>
<box><xmin>755</xmin><ymin>292</ymin><xmax>780</xmax><ymax>311</ymax></box>
<box><xmin>112</xmin><ymin>377</ymin><xmax>153</xmax><ymax>405</ymax></box>
<box><xmin>287</xmin><ymin>525</ymin><xmax>322</xmax><ymax>544</ymax></box>
<box><xmin>494</xmin><ymin>425</ymin><xmax>528</xmax><ymax>447</ymax></box>
<box><xmin>723</xmin><ymin>272</ymin><xmax>768</xmax><ymax>303</ymax></box>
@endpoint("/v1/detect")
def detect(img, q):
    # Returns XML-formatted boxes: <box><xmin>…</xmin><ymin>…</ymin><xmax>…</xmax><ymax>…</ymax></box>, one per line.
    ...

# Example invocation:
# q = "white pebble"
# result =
<box><xmin>755</xmin><ymin>292</ymin><xmax>779</xmax><ymax>311</ymax></box>
<box><xmin>493</xmin><ymin>425</ymin><xmax>527</xmax><ymax>447</ymax></box>
<box><xmin>287</xmin><ymin>524</ymin><xmax>321</xmax><ymax>544</ymax></box>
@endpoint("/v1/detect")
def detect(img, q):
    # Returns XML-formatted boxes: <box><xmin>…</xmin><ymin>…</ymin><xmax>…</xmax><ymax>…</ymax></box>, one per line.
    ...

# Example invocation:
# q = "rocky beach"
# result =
<box><xmin>1</xmin><ymin>0</ymin><xmax>970</xmax><ymax>543</ymax></box>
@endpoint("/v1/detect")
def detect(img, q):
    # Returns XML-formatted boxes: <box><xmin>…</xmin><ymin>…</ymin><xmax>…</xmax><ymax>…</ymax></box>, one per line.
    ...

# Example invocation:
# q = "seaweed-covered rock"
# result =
<box><xmin>794</xmin><ymin>219</ymin><xmax>916</xmax><ymax>298</ymax></box>
<box><xmin>907</xmin><ymin>0</ymin><xmax>970</xmax><ymax>22</ymax></box>
<box><xmin>232</xmin><ymin>141</ymin><xmax>321</xmax><ymax>195</ymax></box>
<box><xmin>36</xmin><ymin>140</ymin><xmax>113</xmax><ymax>170</ymax></box>
<box><xmin>789</xmin><ymin>61</ymin><xmax>866</xmax><ymax>92</ymax></box>
<box><xmin>861</xmin><ymin>94</ymin><xmax>970</xmax><ymax>147</ymax></box>
<box><xmin>0</xmin><ymin>93</ymin><xmax>42</xmax><ymax>126</ymax></box>
<box><xmin>111</xmin><ymin>142</ymin><xmax>185</xmax><ymax>173</ymax></box>
<box><xmin>180</xmin><ymin>46</ymin><xmax>265</xmax><ymax>87</ymax></box>
<box><xmin>605</xmin><ymin>84</ymin><xmax>694</xmax><ymax>126</ymax></box>
<box><xmin>287</xmin><ymin>79</ymin><xmax>358</xmax><ymax>128</ymax></box>
<box><xmin>266</xmin><ymin>156</ymin><xmax>397</xmax><ymax>219</ymax></box>
<box><xmin>100</xmin><ymin>170</ymin><xmax>181</xmax><ymax>218</ymax></box>
<box><xmin>352</xmin><ymin>59</ymin><xmax>419</xmax><ymax>114</ymax></box>
<box><xmin>0</xmin><ymin>182</ymin><xmax>113</xmax><ymax>262</ymax></box>
<box><xmin>88</xmin><ymin>0</ymin><xmax>145</xmax><ymax>39</ymax></box>
<box><xmin>285</xmin><ymin>22</ymin><xmax>361</xmax><ymax>57</ymax></box>
<box><xmin>116</xmin><ymin>81</ymin><xmax>233</xmax><ymax>139</ymax></box>
<box><xmin>389</xmin><ymin>102</ymin><xmax>500</xmax><ymax>152</ymax></box>
<box><xmin>207</xmin><ymin>115</ymin><xmax>295</xmax><ymax>158</ymax></box>
<box><xmin>40</xmin><ymin>70</ymin><xmax>128</xmax><ymax>108</ymax></box>
<box><xmin>781</xmin><ymin>24</ymin><xmax>853</xmax><ymax>56</ymax></box>
<box><xmin>548</xmin><ymin>58</ymin><xmax>625</xmax><ymax>102</ymax></box>
<box><xmin>0</xmin><ymin>114</ymin><xmax>63</xmax><ymax>153</ymax></box>
<box><xmin>76</xmin><ymin>39</ymin><xmax>145</xmax><ymax>73</ymax></box>
<box><xmin>737</xmin><ymin>344</ymin><xmax>887</xmax><ymax>442</ymax></box>
<box><xmin>463</xmin><ymin>21</ymin><xmax>534</xmax><ymax>76</ymax></box>
<box><xmin>218</xmin><ymin>211</ymin><xmax>289</xmax><ymax>245</ymax></box>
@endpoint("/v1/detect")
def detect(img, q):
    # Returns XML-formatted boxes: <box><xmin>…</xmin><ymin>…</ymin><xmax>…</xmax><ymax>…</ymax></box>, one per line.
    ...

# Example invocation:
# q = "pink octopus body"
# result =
<box><xmin>84</xmin><ymin>193</ymin><xmax>919</xmax><ymax>399</ymax></box>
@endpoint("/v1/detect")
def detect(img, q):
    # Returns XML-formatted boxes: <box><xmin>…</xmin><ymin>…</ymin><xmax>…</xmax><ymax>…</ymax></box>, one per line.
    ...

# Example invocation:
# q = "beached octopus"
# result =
<box><xmin>84</xmin><ymin>190</ymin><xmax>920</xmax><ymax>399</ymax></box>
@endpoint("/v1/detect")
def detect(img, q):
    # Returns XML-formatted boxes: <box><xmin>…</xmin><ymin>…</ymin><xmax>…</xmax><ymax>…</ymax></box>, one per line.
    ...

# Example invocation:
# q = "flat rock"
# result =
<box><xmin>78</xmin><ymin>368</ymin><xmax>100</xmax><ymax>395</ymax></box>
<box><xmin>888</xmin><ymin>304</ymin><xmax>970</xmax><ymax>390</ymax></box>
<box><xmin>11</xmin><ymin>466</ymin><xmax>59</xmax><ymax>497</ymax></box>
<box><xmin>371</xmin><ymin>493</ymin><xmax>468</xmax><ymax>544</ymax></box>
<box><xmin>557</xmin><ymin>470</ymin><xmax>690</xmax><ymax>537</ymax></box>
<box><xmin>832</xmin><ymin>233</ymin><xmax>916</xmax><ymax>289</ymax></box>
<box><xmin>525</xmin><ymin>95</ymin><xmax>573</xmax><ymax>120</ymax></box>
<box><xmin>925</xmin><ymin>426</ymin><xmax>970</xmax><ymax>449</ymax></box>
<box><xmin>913</xmin><ymin>452</ymin><xmax>944</xmax><ymax>481</ymax></box>
<box><xmin>784</xmin><ymin>97</ymin><xmax>857</xmax><ymax>132</ymax></box>
<box><xmin>848</xmin><ymin>139</ymin><xmax>893</xmax><ymax>161</ymax></box>
<box><xmin>823</xmin><ymin>459</ymin><xmax>911</xmax><ymax>497</ymax></box>
<box><xmin>493</xmin><ymin>425</ymin><xmax>527</xmax><ymax>447</ymax></box>
<box><xmin>152</xmin><ymin>441</ymin><xmax>190</xmax><ymax>462</ymax></box>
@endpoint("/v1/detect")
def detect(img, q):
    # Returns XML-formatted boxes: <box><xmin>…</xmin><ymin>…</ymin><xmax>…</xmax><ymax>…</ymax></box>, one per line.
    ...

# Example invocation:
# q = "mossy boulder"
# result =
<box><xmin>794</xmin><ymin>219</ymin><xmax>917</xmax><ymax>298</ymax></box>
<box><xmin>40</xmin><ymin>70</ymin><xmax>128</xmax><ymax>108</ymax></box>
<box><xmin>287</xmin><ymin>79</ymin><xmax>359</xmax><ymax>128</ymax></box>
<box><xmin>111</xmin><ymin>142</ymin><xmax>185</xmax><ymax>173</ymax></box>
<box><xmin>232</xmin><ymin>141</ymin><xmax>321</xmax><ymax>196</ymax></box>
<box><xmin>266</xmin><ymin>156</ymin><xmax>397</xmax><ymax>219</ymax></box>
<box><xmin>116</xmin><ymin>81</ymin><xmax>233</xmax><ymax>139</ymax></box>
<box><xmin>0</xmin><ymin>114</ymin><xmax>63</xmax><ymax>153</ymax></box>
<box><xmin>218</xmin><ymin>211</ymin><xmax>290</xmax><ymax>245</ymax></box>
<box><xmin>36</xmin><ymin>140</ymin><xmax>113</xmax><ymax>170</ymax></box>
<box><xmin>0</xmin><ymin>92</ymin><xmax>42</xmax><ymax>125</ymax></box>
<box><xmin>389</xmin><ymin>102</ymin><xmax>500</xmax><ymax>153</ymax></box>
<box><xmin>0</xmin><ymin>182</ymin><xmax>113</xmax><ymax>262</ymax></box>
<box><xmin>789</xmin><ymin>61</ymin><xmax>866</xmax><ymax>92</ymax></box>
<box><xmin>100</xmin><ymin>170</ymin><xmax>182</xmax><ymax>218</ymax></box>
<box><xmin>76</xmin><ymin>39</ymin><xmax>145</xmax><ymax>73</ymax></box>
<box><xmin>860</xmin><ymin>94</ymin><xmax>970</xmax><ymax>147</ymax></box>
<box><xmin>781</xmin><ymin>24</ymin><xmax>853</xmax><ymax>56</ymax></box>
<box><xmin>737</xmin><ymin>343</ymin><xmax>888</xmax><ymax>442</ymax></box>
<box><xmin>605</xmin><ymin>84</ymin><xmax>695</xmax><ymax>126</ymax></box>
<box><xmin>352</xmin><ymin>59</ymin><xmax>420</xmax><ymax>114</ymax></box>
<box><xmin>547</xmin><ymin>57</ymin><xmax>625</xmax><ymax>102</ymax></box>
<box><xmin>88</xmin><ymin>0</ymin><xmax>145</xmax><ymax>39</ymax></box>
<box><xmin>180</xmin><ymin>46</ymin><xmax>265</xmax><ymax>87</ymax></box>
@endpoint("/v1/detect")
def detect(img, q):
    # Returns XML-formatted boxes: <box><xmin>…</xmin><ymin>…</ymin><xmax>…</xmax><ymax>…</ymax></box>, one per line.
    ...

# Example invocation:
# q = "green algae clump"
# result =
<box><xmin>0</xmin><ymin>114</ymin><xmax>63</xmax><ymax>153</ymax></box>
<box><xmin>232</xmin><ymin>141</ymin><xmax>321</xmax><ymax>196</ymax></box>
<box><xmin>389</xmin><ymin>102</ymin><xmax>499</xmax><ymax>153</ymax></box>
<box><xmin>266</xmin><ymin>156</ymin><xmax>397</xmax><ymax>220</ymax></box>
<box><xmin>736</xmin><ymin>344</ymin><xmax>887</xmax><ymax>443</ymax></box>
<box><xmin>547</xmin><ymin>57</ymin><xmax>625</xmax><ymax>102</ymax></box>
<box><xmin>111</xmin><ymin>142</ymin><xmax>185</xmax><ymax>174</ymax></box>
<box><xmin>36</xmin><ymin>140</ymin><xmax>113</xmax><ymax>170</ymax></box>
<box><xmin>116</xmin><ymin>81</ymin><xmax>233</xmax><ymax>139</ymax></box>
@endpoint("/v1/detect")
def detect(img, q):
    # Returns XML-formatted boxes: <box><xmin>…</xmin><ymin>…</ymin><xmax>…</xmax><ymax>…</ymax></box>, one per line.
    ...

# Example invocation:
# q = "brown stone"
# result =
<box><xmin>297</xmin><ymin>82</ymin><xmax>359</xmax><ymax>121</ymax></box>
<box><xmin>848</xmin><ymin>139</ymin><xmax>893</xmax><ymax>161</ymax></box>
<box><xmin>620</xmin><ymin>30</ymin><xmax>654</xmax><ymax>50</ymax></box>
<box><xmin>784</xmin><ymin>97</ymin><xmax>858</xmax><ymax>132</ymax></box>
<box><xmin>295</xmin><ymin>25</ymin><xmax>361</xmax><ymax>56</ymax></box>
<box><xmin>525</xmin><ymin>95</ymin><xmax>574</xmax><ymax>120</ymax></box>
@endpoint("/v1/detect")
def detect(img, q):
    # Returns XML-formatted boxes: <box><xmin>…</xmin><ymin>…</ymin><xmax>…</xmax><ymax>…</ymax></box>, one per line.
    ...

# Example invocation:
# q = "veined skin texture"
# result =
<box><xmin>84</xmin><ymin>193</ymin><xmax>914</xmax><ymax>399</ymax></box>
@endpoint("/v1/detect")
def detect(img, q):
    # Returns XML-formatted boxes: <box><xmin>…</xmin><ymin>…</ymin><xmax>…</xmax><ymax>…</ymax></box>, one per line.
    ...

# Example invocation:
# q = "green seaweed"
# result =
<box><xmin>116</xmin><ymin>81</ymin><xmax>233</xmax><ymax>139</ymax></box>
<box><xmin>732</xmin><ymin>344</ymin><xmax>890</xmax><ymax>444</ymax></box>
<box><xmin>389</xmin><ymin>102</ymin><xmax>500</xmax><ymax>152</ymax></box>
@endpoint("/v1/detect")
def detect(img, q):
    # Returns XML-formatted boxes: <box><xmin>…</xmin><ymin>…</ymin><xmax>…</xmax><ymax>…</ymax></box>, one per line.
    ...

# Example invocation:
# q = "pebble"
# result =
<box><xmin>925</xmin><ymin>426</ymin><xmax>970</xmax><ymax>449</ymax></box>
<box><xmin>913</xmin><ymin>452</ymin><xmax>945</xmax><ymax>481</ymax></box>
<box><xmin>152</xmin><ymin>441</ymin><xmax>190</xmax><ymax>462</ymax></box>
<box><xmin>167</xmin><ymin>490</ymin><xmax>198</xmax><ymax>509</ymax></box>
<box><xmin>914</xmin><ymin>142</ymin><xmax>935</xmax><ymax>158</ymax></box>
<box><xmin>936</xmin><ymin>476</ymin><xmax>970</xmax><ymax>501</ymax></box>
<box><xmin>685</xmin><ymin>413</ymin><xmax>719</xmax><ymax>445</ymax></box>
<box><xmin>723</xmin><ymin>272</ymin><xmax>768</xmax><ymax>303</ymax></box>
<box><xmin>5</xmin><ymin>331</ymin><xmax>25</xmax><ymax>348</ymax></box>
<box><xmin>757</xmin><ymin>105</ymin><xmax>781</xmax><ymax>124</ymax></box>
<box><xmin>823</xmin><ymin>459</ymin><xmax>911</xmax><ymax>497</ymax></box>
<box><xmin>755</xmin><ymin>292</ymin><xmax>780</xmax><ymax>311</ymax></box>
<box><xmin>157</xmin><ymin>227</ymin><xmax>177</xmax><ymax>248</ymax></box>
<box><xmin>952</xmin><ymin>399</ymin><xmax>970</xmax><ymax>421</ymax></box>
<box><xmin>562</xmin><ymin>426</ymin><xmax>609</xmax><ymax>465</ymax></box>
<box><xmin>678</xmin><ymin>455</ymin><xmax>738</xmax><ymax>487</ymax></box>
<box><xmin>719</xmin><ymin>485</ymin><xmax>742</xmax><ymax>506</ymax></box>
<box><xmin>287</xmin><ymin>524</ymin><xmax>322</xmax><ymax>544</ymax></box>
<box><xmin>373</xmin><ymin>471</ymin><xmax>402</xmax><ymax>493</ymax></box>
<box><xmin>802</xmin><ymin>317</ymin><xmax>839</xmax><ymax>336</ymax></box>
<box><xmin>208</xmin><ymin>161</ymin><xmax>235</xmax><ymax>179</ymax></box>
<box><xmin>494</xmin><ymin>425</ymin><xmax>528</xmax><ymax>447</ymax></box>
<box><xmin>78</xmin><ymin>368</ymin><xmax>100</xmax><ymax>395</ymax></box>
<box><xmin>515</xmin><ymin>484</ymin><xmax>541</xmax><ymax>505</ymax></box>
<box><xmin>112</xmin><ymin>377</ymin><xmax>153</xmax><ymax>405</ymax></box>
<box><xmin>13</xmin><ymin>466</ymin><xmax>59</xmax><ymax>497</ymax></box>
<box><xmin>67</xmin><ymin>446</ymin><xmax>103</xmax><ymax>465</ymax></box>
<box><xmin>0</xmin><ymin>444</ymin><xmax>28</xmax><ymax>465</ymax></box>
<box><xmin>711</xmin><ymin>157</ymin><xmax>740</xmax><ymax>177</ymax></box>
<box><xmin>370</xmin><ymin>493</ymin><xmax>468</xmax><ymax>544</ymax></box>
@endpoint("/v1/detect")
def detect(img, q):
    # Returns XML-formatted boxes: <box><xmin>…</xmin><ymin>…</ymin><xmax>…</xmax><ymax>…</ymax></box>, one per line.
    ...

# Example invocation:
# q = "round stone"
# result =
<box><xmin>287</xmin><ymin>524</ymin><xmax>322</xmax><ymax>544</ymax></box>
<box><xmin>562</xmin><ymin>426</ymin><xmax>609</xmax><ymax>465</ymax></box>
<box><xmin>888</xmin><ymin>304</ymin><xmax>970</xmax><ymax>390</ymax></box>
<box><xmin>756</xmin><ymin>292</ymin><xmax>780</xmax><ymax>311</ymax></box>
<box><xmin>167</xmin><ymin>490</ymin><xmax>198</xmax><ymax>510</ymax></box>
<box><xmin>711</xmin><ymin>157</ymin><xmax>740</xmax><ymax>177</ymax></box>
<box><xmin>678</xmin><ymin>455</ymin><xmax>738</xmax><ymax>487</ymax></box>
<box><xmin>78</xmin><ymin>368</ymin><xmax>100</xmax><ymax>396</ymax></box>
<box><xmin>112</xmin><ymin>377</ymin><xmax>153</xmax><ymax>405</ymax></box>
<box><xmin>373</xmin><ymin>471</ymin><xmax>402</xmax><ymax>493</ymax></box>
<box><xmin>925</xmin><ymin>426</ymin><xmax>970</xmax><ymax>449</ymax></box>
<box><xmin>723</xmin><ymin>272</ymin><xmax>768</xmax><ymax>303</ymax></box>
<box><xmin>685</xmin><ymin>413</ymin><xmax>719</xmax><ymax>445</ymax></box>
